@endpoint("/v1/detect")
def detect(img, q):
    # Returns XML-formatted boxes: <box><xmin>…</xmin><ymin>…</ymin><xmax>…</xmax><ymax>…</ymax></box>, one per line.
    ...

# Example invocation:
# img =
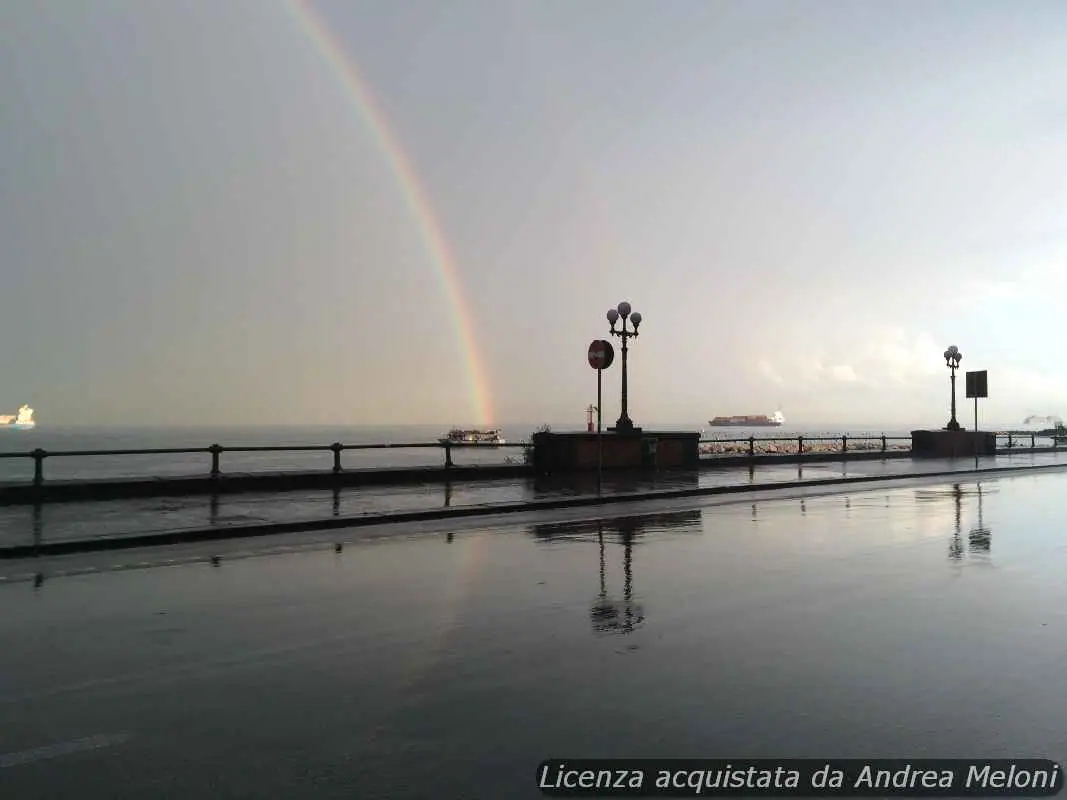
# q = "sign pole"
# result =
<box><xmin>965</xmin><ymin>369</ymin><xmax>988</xmax><ymax>469</ymax></box>
<box><xmin>597</xmin><ymin>367</ymin><xmax>603</xmax><ymax>494</ymax></box>
<box><xmin>587</xmin><ymin>338</ymin><xmax>615</xmax><ymax>496</ymax></box>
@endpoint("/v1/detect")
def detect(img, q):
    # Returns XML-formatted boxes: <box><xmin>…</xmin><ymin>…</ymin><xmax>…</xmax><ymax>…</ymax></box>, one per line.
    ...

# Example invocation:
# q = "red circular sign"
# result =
<box><xmin>588</xmin><ymin>339</ymin><xmax>615</xmax><ymax>370</ymax></box>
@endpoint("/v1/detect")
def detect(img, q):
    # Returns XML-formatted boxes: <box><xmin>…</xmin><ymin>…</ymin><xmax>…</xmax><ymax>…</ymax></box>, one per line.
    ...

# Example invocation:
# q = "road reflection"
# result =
<box><xmin>588</xmin><ymin>522</ymin><xmax>643</xmax><ymax>635</ymax></box>
<box><xmin>914</xmin><ymin>483</ymin><xmax>994</xmax><ymax>565</ymax></box>
<box><xmin>530</xmin><ymin>471</ymin><xmax>701</xmax><ymax>499</ymax></box>
<box><xmin>529</xmin><ymin>510</ymin><xmax>702</xmax><ymax>636</ymax></box>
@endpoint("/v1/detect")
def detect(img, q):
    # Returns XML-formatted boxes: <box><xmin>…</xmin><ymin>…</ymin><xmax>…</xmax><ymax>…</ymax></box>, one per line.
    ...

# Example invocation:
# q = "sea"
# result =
<box><xmin>0</xmin><ymin>421</ymin><xmax>1048</xmax><ymax>484</ymax></box>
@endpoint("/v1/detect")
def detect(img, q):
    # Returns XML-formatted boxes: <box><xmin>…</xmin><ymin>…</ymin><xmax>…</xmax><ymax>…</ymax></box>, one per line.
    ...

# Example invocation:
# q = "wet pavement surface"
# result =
<box><xmin>2</xmin><ymin>450</ymin><xmax>1067</xmax><ymax>548</ymax></box>
<box><xmin>2</xmin><ymin>467</ymin><xmax>1066</xmax><ymax>798</ymax></box>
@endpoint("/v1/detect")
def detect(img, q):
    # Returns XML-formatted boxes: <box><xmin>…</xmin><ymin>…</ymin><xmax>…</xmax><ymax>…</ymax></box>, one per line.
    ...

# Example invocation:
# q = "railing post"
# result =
<box><xmin>32</xmin><ymin>448</ymin><xmax>46</xmax><ymax>488</ymax></box>
<box><xmin>1031</xmin><ymin>434</ymin><xmax>1036</xmax><ymax>449</ymax></box>
<box><xmin>444</xmin><ymin>442</ymin><xmax>453</xmax><ymax>469</ymax></box>
<box><xmin>1008</xmin><ymin>433</ymin><xmax>1013</xmax><ymax>449</ymax></box>
<box><xmin>209</xmin><ymin>444</ymin><xmax>222</xmax><ymax>479</ymax></box>
<box><xmin>330</xmin><ymin>442</ymin><xmax>343</xmax><ymax>474</ymax></box>
<box><xmin>842</xmin><ymin>435</ymin><xmax>847</xmax><ymax>453</ymax></box>
<box><xmin>748</xmin><ymin>436</ymin><xmax>754</xmax><ymax>457</ymax></box>
<box><xmin>798</xmin><ymin>436</ymin><xmax>804</xmax><ymax>455</ymax></box>
<box><xmin>881</xmin><ymin>434</ymin><xmax>887</xmax><ymax>452</ymax></box>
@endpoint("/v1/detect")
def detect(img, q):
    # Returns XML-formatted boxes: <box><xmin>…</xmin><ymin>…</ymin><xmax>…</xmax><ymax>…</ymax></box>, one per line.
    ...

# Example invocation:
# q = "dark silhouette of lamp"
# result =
<box><xmin>944</xmin><ymin>345</ymin><xmax>962</xmax><ymax>431</ymax></box>
<box><xmin>606</xmin><ymin>302</ymin><xmax>642</xmax><ymax>433</ymax></box>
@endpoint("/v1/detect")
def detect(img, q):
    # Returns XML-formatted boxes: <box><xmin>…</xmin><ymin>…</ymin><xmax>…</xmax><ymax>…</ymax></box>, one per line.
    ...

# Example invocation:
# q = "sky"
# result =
<box><xmin>2</xmin><ymin>0</ymin><xmax>1067</xmax><ymax>428</ymax></box>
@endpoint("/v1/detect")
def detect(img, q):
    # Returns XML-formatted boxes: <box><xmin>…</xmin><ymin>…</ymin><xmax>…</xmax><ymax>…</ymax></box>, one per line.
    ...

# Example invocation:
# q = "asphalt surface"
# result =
<box><xmin>3</xmin><ymin>466</ymin><xmax>1067</xmax><ymax>797</ymax></box>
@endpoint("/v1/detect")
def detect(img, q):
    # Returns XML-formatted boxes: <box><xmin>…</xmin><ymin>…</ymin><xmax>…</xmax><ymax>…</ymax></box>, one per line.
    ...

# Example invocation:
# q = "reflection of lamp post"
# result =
<box><xmin>590</xmin><ymin>525</ymin><xmax>644</xmax><ymax>635</ymax></box>
<box><xmin>606</xmin><ymin>301</ymin><xmax>642</xmax><ymax>433</ymax></box>
<box><xmin>969</xmin><ymin>482</ymin><xmax>991</xmax><ymax>553</ymax></box>
<box><xmin>622</xmin><ymin>539</ymin><xmax>636</xmax><ymax>632</ymax></box>
<box><xmin>944</xmin><ymin>345</ymin><xmax>963</xmax><ymax>431</ymax></box>
<box><xmin>591</xmin><ymin>525</ymin><xmax>616</xmax><ymax>627</ymax></box>
<box><xmin>949</xmin><ymin>483</ymin><xmax>964</xmax><ymax>560</ymax></box>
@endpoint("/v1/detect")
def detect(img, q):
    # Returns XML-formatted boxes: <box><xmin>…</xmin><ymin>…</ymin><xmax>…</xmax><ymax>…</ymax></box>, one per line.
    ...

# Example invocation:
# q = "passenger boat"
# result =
<box><xmin>0</xmin><ymin>405</ymin><xmax>35</xmax><ymax>430</ymax></box>
<box><xmin>439</xmin><ymin>428</ymin><xmax>506</xmax><ymax>447</ymax></box>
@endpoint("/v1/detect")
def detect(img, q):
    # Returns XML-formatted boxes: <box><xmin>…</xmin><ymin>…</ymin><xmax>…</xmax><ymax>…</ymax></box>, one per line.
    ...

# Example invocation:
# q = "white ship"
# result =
<box><xmin>439</xmin><ymin>428</ymin><xmax>506</xmax><ymax>447</ymax></box>
<box><xmin>0</xmin><ymin>405</ymin><xmax>35</xmax><ymax>430</ymax></box>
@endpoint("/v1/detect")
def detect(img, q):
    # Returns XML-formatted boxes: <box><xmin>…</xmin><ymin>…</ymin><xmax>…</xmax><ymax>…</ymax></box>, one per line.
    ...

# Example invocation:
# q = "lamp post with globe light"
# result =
<box><xmin>606</xmin><ymin>301</ymin><xmax>641</xmax><ymax>432</ymax></box>
<box><xmin>944</xmin><ymin>345</ymin><xmax>962</xmax><ymax>431</ymax></box>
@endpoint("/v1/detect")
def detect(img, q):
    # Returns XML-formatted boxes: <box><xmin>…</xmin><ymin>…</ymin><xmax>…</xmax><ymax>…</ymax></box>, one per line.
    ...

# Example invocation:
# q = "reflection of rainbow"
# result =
<box><xmin>286</xmin><ymin>4</ymin><xmax>501</xmax><ymax>726</ymax></box>
<box><xmin>364</xmin><ymin>528</ymin><xmax>494</xmax><ymax>745</ymax></box>
<box><xmin>286</xmin><ymin>1</ymin><xmax>493</xmax><ymax>427</ymax></box>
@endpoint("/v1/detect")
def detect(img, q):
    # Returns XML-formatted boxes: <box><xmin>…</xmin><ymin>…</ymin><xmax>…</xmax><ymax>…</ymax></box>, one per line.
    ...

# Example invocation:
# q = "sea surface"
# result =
<box><xmin>0</xmin><ymin>423</ymin><xmax>1052</xmax><ymax>483</ymax></box>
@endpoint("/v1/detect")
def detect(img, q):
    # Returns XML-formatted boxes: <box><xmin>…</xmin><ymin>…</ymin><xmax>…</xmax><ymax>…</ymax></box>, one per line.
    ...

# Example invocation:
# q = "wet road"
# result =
<box><xmin>2</xmin><ymin>450</ymin><xmax>1067</xmax><ymax>548</ymax></box>
<box><xmin>2</xmin><ymin>467</ymin><xmax>1066</xmax><ymax>798</ymax></box>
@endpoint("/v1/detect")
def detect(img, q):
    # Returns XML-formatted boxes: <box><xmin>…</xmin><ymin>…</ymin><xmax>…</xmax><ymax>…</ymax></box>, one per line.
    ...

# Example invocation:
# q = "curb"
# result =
<box><xmin>3</xmin><ymin>460</ymin><xmax>1067</xmax><ymax>560</ymax></box>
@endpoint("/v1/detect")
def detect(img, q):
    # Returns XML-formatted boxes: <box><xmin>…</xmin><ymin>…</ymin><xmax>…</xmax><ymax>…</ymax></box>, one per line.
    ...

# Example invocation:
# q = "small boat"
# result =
<box><xmin>439</xmin><ymin>428</ymin><xmax>506</xmax><ymax>447</ymax></box>
<box><xmin>0</xmin><ymin>405</ymin><xmax>35</xmax><ymax>431</ymax></box>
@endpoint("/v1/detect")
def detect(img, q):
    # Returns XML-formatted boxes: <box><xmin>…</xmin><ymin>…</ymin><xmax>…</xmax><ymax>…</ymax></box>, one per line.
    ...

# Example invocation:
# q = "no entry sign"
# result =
<box><xmin>588</xmin><ymin>339</ymin><xmax>615</xmax><ymax>370</ymax></box>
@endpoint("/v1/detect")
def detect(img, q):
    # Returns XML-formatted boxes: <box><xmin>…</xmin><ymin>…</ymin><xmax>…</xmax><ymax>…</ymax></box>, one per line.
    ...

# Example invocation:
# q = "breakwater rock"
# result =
<box><xmin>700</xmin><ymin>440</ymin><xmax>911</xmax><ymax>456</ymax></box>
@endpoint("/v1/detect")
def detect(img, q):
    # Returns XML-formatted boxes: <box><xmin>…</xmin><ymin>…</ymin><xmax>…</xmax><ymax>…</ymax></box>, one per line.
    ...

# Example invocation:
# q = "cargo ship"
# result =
<box><xmin>439</xmin><ymin>428</ymin><xmax>506</xmax><ymax>447</ymax></box>
<box><xmin>709</xmin><ymin>409</ymin><xmax>785</xmax><ymax>427</ymax></box>
<box><xmin>0</xmin><ymin>405</ymin><xmax>35</xmax><ymax>430</ymax></box>
<box><xmin>1020</xmin><ymin>415</ymin><xmax>1064</xmax><ymax>436</ymax></box>
<box><xmin>1023</xmin><ymin>414</ymin><xmax>1063</xmax><ymax>427</ymax></box>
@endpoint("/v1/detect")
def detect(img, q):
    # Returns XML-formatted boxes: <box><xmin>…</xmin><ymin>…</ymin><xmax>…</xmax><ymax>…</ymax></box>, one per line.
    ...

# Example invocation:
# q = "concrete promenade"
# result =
<box><xmin>3</xmin><ymin>449</ymin><xmax>1067</xmax><ymax>556</ymax></box>
<box><xmin>3</xmin><ymin>464</ymin><xmax>1067</xmax><ymax>798</ymax></box>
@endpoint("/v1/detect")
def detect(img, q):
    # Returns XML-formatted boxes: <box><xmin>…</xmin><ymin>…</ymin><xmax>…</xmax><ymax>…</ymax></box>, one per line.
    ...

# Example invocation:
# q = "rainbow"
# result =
<box><xmin>286</xmin><ymin>1</ymin><xmax>494</xmax><ymax>427</ymax></box>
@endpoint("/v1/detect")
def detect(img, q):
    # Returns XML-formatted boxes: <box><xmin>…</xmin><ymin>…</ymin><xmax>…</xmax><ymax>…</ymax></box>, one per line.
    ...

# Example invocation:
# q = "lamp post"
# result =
<box><xmin>606</xmin><ymin>301</ymin><xmax>642</xmax><ymax>432</ymax></box>
<box><xmin>944</xmin><ymin>345</ymin><xmax>962</xmax><ymax>431</ymax></box>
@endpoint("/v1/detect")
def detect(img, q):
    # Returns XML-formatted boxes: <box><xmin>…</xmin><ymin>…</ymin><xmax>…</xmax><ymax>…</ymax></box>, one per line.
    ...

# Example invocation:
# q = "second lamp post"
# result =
<box><xmin>606</xmin><ymin>301</ymin><xmax>642</xmax><ymax>432</ymax></box>
<box><xmin>944</xmin><ymin>345</ymin><xmax>962</xmax><ymax>431</ymax></box>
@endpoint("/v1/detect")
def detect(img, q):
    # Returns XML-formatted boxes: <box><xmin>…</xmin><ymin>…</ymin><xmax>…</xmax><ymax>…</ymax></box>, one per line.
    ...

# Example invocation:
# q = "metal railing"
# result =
<box><xmin>996</xmin><ymin>432</ymin><xmax>1062</xmax><ymax>449</ymax></box>
<box><xmin>0</xmin><ymin>441</ymin><xmax>531</xmax><ymax>488</ymax></box>
<box><xmin>0</xmin><ymin>432</ymin><xmax>1061</xmax><ymax>488</ymax></box>
<box><xmin>697</xmin><ymin>432</ymin><xmax>1061</xmax><ymax>458</ymax></box>
<box><xmin>698</xmin><ymin>435</ymin><xmax>912</xmax><ymax>457</ymax></box>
